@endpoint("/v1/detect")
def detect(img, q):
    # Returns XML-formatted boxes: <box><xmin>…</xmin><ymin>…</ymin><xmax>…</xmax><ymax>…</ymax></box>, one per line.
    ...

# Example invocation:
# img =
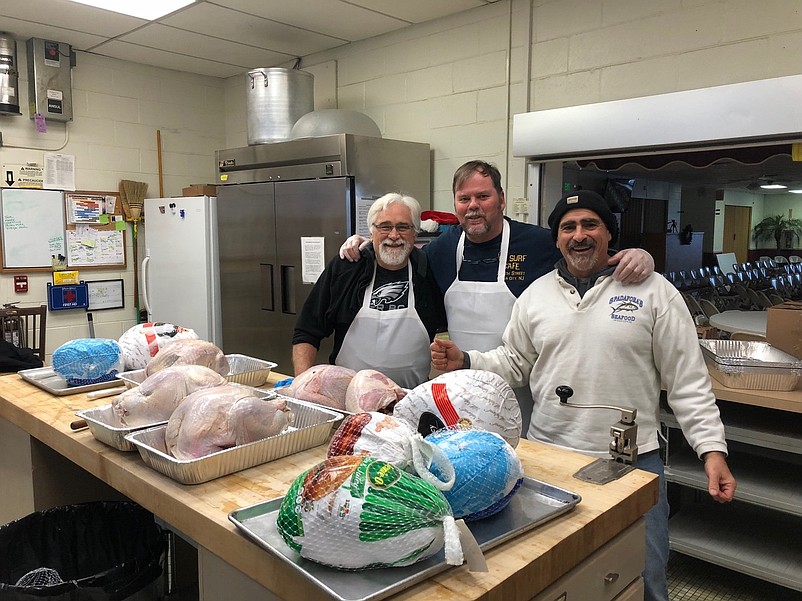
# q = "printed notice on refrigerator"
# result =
<box><xmin>301</xmin><ymin>237</ymin><xmax>325</xmax><ymax>284</ymax></box>
<box><xmin>356</xmin><ymin>197</ymin><xmax>378</xmax><ymax>238</ymax></box>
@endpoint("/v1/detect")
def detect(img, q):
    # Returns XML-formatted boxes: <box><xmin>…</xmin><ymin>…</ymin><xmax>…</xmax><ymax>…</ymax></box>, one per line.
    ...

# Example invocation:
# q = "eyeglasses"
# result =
<box><xmin>373</xmin><ymin>222</ymin><xmax>415</xmax><ymax>234</ymax></box>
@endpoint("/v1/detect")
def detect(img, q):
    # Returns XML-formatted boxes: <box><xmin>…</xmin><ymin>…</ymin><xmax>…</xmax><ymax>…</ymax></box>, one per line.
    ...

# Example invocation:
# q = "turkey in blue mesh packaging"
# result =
<box><xmin>52</xmin><ymin>338</ymin><xmax>124</xmax><ymax>386</ymax></box>
<box><xmin>426</xmin><ymin>428</ymin><xmax>524</xmax><ymax>521</ymax></box>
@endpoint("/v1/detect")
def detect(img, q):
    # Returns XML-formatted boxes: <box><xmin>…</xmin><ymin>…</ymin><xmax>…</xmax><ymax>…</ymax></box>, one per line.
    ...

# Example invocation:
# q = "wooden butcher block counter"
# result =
<box><xmin>0</xmin><ymin>372</ymin><xmax>658</xmax><ymax>601</ymax></box>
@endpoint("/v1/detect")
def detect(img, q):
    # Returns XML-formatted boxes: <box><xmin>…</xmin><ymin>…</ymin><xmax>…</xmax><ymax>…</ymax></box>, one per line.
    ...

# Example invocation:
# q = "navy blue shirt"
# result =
<box><xmin>424</xmin><ymin>217</ymin><xmax>561</xmax><ymax>298</ymax></box>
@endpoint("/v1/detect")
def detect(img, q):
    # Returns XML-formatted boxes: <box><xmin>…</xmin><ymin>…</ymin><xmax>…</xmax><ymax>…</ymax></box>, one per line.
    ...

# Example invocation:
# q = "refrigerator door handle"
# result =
<box><xmin>141</xmin><ymin>254</ymin><xmax>152</xmax><ymax>315</ymax></box>
<box><xmin>280</xmin><ymin>265</ymin><xmax>296</xmax><ymax>314</ymax></box>
<box><xmin>260</xmin><ymin>263</ymin><xmax>275</xmax><ymax>312</ymax></box>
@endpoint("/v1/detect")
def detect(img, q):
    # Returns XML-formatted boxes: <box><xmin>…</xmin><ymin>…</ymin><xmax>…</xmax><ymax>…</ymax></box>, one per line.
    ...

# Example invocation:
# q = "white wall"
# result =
<box><xmin>1</xmin><ymin>47</ymin><xmax>226</xmax><ymax>359</ymax></box>
<box><xmin>2</xmin><ymin>0</ymin><xmax>802</xmax><ymax>359</ymax></box>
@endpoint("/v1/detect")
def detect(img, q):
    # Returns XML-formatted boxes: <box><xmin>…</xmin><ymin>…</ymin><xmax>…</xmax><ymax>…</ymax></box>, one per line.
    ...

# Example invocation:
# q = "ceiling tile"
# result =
<box><xmin>346</xmin><ymin>0</ymin><xmax>487</xmax><ymax>24</ymax></box>
<box><xmin>92</xmin><ymin>40</ymin><xmax>248</xmax><ymax>78</ymax></box>
<box><xmin>0</xmin><ymin>0</ymin><xmax>492</xmax><ymax>76</ymax></box>
<box><xmin>117</xmin><ymin>23</ymin><xmax>293</xmax><ymax>68</ymax></box>
<box><xmin>0</xmin><ymin>15</ymin><xmax>108</xmax><ymax>50</ymax></box>
<box><xmin>0</xmin><ymin>0</ymin><xmax>145</xmax><ymax>40</ymax></box>
<box><xmin>160</xmin><ymin>4</ymin><xmax>347</xmax><ymax>56</ymax></box>
<box><xmin>218</xmin><ymin>0</ymin><xmax>409</xmax><ymax>41</ymax></box>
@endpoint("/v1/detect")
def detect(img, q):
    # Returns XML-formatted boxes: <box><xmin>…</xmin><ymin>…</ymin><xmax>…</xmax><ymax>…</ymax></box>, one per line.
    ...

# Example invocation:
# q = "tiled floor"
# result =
<box><xmin>667</xmin><ymin>552</ymin><xmax>802</xmax><ymax>601</ymax></box>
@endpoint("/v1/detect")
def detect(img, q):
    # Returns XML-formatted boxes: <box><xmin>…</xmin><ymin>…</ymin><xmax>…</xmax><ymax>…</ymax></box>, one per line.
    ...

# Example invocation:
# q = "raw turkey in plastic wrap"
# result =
<box><xmin>164</xmin><ymin>384</ymin><xmax>293</xmax><ymax>460</ymax></box>
<box><xmin>426</xmin><ymin>429</ymin><xmax>524</xmax><ymax>521</ymax></box>
<box><xmin>327</xmin><ymin>412</ymin><xmax>455</xmax><ymax>491</ymax></box>
<box><xmin>276</xmin><ymin>455</ymin><xmax>464</xmax><ymax>570</ymax></box>
<box><xmin>52</xmin><ymin>338</ymin><xmax>124</xmax><ymax>386</ymax></box>
<box><xmin>345</xmin><ymin>369</ymin><xmax>405</xmax><ymax>413</ymax></box>
<box><xmin>111</xmin><ymin>365</ymin><xmax>227</xmax><ymax>427</ymax></box>
<box><xmin>393</xmin><ymin>370</ymin><xmax>522</xmax><ymax>448</ymax></box>
<box><xmin>144</xmin><ymin>339</ymin><xmax>229</xmax><ymax>378</ymax></box>
<box><xmin>284</xmin><ymin>365</ymin><xmax>355</xmax><ymax>410</ymax></box>
<box><xmin>118</xmin><ymin>322</ymin><xmax>198</xmax><ymax>370</ymax></box>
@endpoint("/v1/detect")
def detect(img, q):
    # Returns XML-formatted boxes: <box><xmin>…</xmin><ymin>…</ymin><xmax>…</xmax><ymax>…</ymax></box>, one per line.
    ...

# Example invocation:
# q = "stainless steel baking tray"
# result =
<box><xmin>19</xmin><ymin>366</ymin><xmax>124</xmax><ymax>396</ymax></box>
<box><xmin>75</xmin><ymin>404</ymin><xmax>161</xmax><ymax>452</ymax></box>
<box><xmin>700</xmin><ymin>339</ymin><xmax>802</xmax><ymax>391</ymax></box>
<box><xmin>117</xmin><ymin>354</ymin><xmax>278</xmax><ymax>389</ymax></box>
<box><xmin>228</xmin><ymin>477</ymin><xmax>580</xmax><ymax>601</ymax></box>
<box><xmin>125</xmin><ymin>395</ymin><xmax>343</xmax><ymax>484</ymax></box>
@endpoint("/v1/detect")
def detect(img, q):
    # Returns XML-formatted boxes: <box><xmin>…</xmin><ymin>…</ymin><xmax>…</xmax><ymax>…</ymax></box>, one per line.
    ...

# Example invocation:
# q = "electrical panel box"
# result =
<box><xmin>26</xmin><ymin>38</ymin><xmax>73</xmax><ymax>122</ymax></box>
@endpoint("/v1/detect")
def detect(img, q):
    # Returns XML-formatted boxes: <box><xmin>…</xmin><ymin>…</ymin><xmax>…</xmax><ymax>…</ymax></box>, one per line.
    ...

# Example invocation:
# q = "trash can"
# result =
<box><xmin>0</xmin><ymin>501</ymin><xmax>167</xmax><ymax>601</ymax></box>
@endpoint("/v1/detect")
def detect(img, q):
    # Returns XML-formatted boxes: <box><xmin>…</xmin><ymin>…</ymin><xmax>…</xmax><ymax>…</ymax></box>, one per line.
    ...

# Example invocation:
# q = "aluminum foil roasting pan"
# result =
<box><xmin>75</xmin><ymin>404</ymin><xmax>159</xmax><ymax>452</ymax></box>
<box><xmin>125</xmin><ymin>395</ymin><xmax>342</xmax><ymax>484</ymax></box>
<box><xmin>117</xmin><ymin>354</ymin><xmax>278</xmax><ymax>389</ymax></box>
<box><xmin>700</xmin><ymin>339</ymin><xmax>802</xmax><ymax>391</ymax></box>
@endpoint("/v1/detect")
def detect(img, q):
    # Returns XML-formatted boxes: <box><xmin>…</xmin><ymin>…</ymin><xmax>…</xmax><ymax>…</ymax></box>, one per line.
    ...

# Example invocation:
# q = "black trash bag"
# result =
<box><xmin>0</xmin><ymin>501</ymin><xmax>167</xmax><ymax>601</ymax></box>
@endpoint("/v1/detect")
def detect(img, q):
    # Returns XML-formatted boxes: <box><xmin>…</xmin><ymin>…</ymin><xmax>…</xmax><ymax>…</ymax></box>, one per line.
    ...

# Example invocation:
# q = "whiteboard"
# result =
<box><xmin>1</xmin><ymin>189</ymin><xmax>66</xmax><ymax>269</ymax></box>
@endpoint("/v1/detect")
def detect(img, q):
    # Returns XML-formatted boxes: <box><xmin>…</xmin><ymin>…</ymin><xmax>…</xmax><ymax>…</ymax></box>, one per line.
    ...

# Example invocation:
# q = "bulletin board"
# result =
<box><xmin>65</xmin><ymin>190</ymin><xmax>128</xmax><ymax>269</ymax></box>
<box><xmin>0</xmin><ymin>188</ymin><xmax>67</xmax><ymax>271</ymax></box>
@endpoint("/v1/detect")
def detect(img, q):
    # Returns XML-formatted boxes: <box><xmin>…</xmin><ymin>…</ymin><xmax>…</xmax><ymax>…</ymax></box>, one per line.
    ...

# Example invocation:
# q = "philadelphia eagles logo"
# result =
<box><xmin>370</xmin><ymin>281</ymin><xmax>409</xmax><ymax>309</ymax></box>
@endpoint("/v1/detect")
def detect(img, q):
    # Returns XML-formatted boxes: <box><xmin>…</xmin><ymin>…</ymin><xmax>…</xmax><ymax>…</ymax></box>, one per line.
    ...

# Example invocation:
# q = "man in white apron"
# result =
<box><xmin>292</xmin><ymin>193</ymin><xmax>446</xmax><ymax>389</ymax></box>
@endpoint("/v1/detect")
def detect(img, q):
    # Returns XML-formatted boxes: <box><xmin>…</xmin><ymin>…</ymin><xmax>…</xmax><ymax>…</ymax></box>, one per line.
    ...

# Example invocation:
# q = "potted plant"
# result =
<box><xmin>751</xmin><ymin>214</ymin><xmax>802</xmax><ymax>249</ymax></box>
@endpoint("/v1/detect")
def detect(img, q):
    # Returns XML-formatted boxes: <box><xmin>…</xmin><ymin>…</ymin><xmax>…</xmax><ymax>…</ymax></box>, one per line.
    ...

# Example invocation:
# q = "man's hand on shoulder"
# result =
<box><xmin>339</xmin><ymin>235</ymin><xmax>370</xmax><ymax>262</ymax></box>
<box><xmin>608</xmin><ymin>248</ymin><xmax>654</xmax><ymax>284</ymax></box>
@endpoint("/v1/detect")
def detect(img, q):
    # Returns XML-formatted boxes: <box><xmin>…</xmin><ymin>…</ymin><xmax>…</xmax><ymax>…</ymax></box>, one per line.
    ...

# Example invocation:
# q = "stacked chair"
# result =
<box><xmin>665</xmin><ymin>258</ymin><xmax>801</xmax><ymax>335</ymax></box>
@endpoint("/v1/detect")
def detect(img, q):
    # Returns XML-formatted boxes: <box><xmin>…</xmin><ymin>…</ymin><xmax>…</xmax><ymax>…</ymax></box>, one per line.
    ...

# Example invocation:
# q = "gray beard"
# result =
<box><xmin>565</xmin><ymin>245</ymin><xmax>602</xmax><ymax>274</ymax></box>
<box><xmin>377</xmin><ymin>241</ymin><xmax>410</xmax><ymax>267</ymax></box>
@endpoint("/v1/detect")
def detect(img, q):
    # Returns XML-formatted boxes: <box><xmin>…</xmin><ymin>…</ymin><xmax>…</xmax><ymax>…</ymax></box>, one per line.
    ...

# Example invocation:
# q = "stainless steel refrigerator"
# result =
<box><xmin>215</xmin><ymin>134</ymin><xmax>431</xmax><ymax>374</ymax></box>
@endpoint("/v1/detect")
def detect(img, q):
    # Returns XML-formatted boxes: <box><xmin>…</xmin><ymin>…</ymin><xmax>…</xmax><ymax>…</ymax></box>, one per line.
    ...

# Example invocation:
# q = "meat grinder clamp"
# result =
<box><xmin>556</xmin><ymin>386</ymin><xmax>640</xmax><ymax>485</ymax></box>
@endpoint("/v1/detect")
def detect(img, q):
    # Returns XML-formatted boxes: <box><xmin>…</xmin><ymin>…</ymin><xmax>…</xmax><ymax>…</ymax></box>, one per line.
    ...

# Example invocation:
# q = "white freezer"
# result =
<box><xmin>140</xmin><ymin>196</ymin><xmax>221</xmax><ymax>346</ymax></box>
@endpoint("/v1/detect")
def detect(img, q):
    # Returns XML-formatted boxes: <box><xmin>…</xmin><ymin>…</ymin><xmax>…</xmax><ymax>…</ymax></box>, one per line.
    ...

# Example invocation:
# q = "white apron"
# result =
<box><xmin>444</xmin><ymin>220</ymin><xmax>516</xmax><ymax>352</ymax></box>
<box><xmin>443</xmin><ymin>221</ymin><xmax>532</xmax><ymax>435</ymax></box>
<box><xmin>336</xmin><ymin>262</ymin><xmax>431</xmax><ymax>388</ymax></box>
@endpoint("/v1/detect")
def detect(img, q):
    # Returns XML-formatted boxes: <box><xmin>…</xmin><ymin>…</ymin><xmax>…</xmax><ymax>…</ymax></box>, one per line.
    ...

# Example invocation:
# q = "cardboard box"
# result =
<box><xmin>766</xmin><ymin>301</ymin><xmax>802</xmax><ymax>358</ymax></box>
<box><xmin>182</xmin><ymin>184</ymin><xmax>216</xmax><ymax>197</ymax></box>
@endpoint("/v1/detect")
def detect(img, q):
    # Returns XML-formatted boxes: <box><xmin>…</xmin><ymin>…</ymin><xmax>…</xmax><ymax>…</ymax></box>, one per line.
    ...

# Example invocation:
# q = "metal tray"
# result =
<box><xmin>125</xmin><ymin>395</ymin><xmax>343</xmax><ymax>484</ymax></box>
<box><xmin>75</xmin><ymin>404</ymin><xmax>161</xmax><ymax>452</ymax></box>
<box><xmin>19</xmin><ymin>366</ymin><xmax>124</xmax><ymax>396</ymax></box>
<box><xmin>228</xmin><ymin>477</ymin><xmax>580</xmax><ymax>601</ymax></box>
<box><xmin>117</xmin><ymin>354</ymin><xmax>278</xmax><ymax>389</ymax></box>
<box><xmin>700</xmin><ymin>339</ymin><xmax>802</xmax><ymax>390</ymax></box>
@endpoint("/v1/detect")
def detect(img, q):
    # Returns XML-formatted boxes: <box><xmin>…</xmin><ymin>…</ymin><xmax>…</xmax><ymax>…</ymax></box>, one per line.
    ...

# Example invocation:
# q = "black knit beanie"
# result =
<box><xmin>547</xmin><ymin>190</ymin><xmax>619</xmax><ymax>246</ymax></box>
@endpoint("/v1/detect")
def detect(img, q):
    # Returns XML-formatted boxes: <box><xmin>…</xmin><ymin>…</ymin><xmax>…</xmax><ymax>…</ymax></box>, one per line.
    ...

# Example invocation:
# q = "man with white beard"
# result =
<box><xmin>292</xmin><ymin>193</ymin><xmax>446</xmax><ymax>388</ymax></box>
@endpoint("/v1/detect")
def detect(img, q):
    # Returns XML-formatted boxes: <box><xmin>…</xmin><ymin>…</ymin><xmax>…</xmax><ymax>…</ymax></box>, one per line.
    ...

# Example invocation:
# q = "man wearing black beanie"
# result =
<box><xmin>432</xmin><ymin>193</ymin><xmax>736</xmax><ymax>601</ymax></box>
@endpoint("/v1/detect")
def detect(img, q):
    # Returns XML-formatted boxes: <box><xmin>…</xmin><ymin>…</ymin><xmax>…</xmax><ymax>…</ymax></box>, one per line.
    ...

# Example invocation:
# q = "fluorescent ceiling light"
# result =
<box><xmin>66</xmin><ymin>0</ymin><xmax>194</xmax><ymax>20</ymax></box>
<box><xmin>789</xmin><ymin>189</ymin><xmax>802</xmax><ymax>194</ymax></box>
<box><xmin>760</xmin><ymin>183</ymin><xmax>788</xmax><ymax>189</ymax></box>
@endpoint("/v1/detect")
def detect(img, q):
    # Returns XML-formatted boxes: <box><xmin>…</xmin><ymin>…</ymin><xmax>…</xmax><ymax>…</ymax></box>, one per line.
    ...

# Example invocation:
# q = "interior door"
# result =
<box><xmin>217</xmin><ymin>182</ymin><xmax>277</xmax><ymax>360</ymax></box>
<box><xmin>723</xmin><ymin>205</ymin><xmax>751</xmax><ymax>263</ymax></box>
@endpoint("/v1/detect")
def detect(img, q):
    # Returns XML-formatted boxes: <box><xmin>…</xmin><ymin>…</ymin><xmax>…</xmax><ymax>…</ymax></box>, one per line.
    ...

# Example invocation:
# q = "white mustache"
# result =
<box><xmin>568</xmin><ymin>241</ymin><xmax>594</xmax><ymax>251</ymax></box>
<box><xmin>465</xmin><ymin>210</ymin><xmax>485</xmax><ymax>218</ymax></box>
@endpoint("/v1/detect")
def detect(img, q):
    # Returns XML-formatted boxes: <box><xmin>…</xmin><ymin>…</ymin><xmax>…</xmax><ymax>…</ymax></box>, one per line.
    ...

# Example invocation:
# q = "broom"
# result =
<box><xmin>119</xmin><ymin>180</ymin><xmax>148</xmax><ymax>323</ymax></box>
